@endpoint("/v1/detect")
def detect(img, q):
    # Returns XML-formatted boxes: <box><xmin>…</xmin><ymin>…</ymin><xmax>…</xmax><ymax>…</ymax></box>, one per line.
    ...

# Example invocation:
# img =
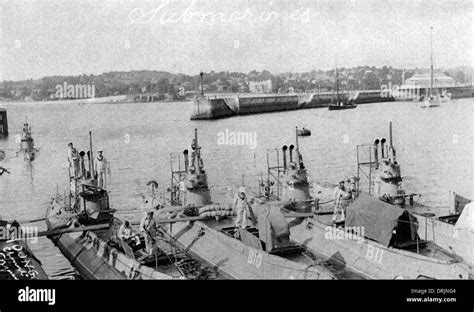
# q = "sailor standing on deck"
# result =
<box><xmin>94</xmin><ymin>149</ymin><xmax>110</xmax><ymax>189</ymax></box>
<box><xmin>67</xmin><ymin>143</ymin><xmax>80</xmax><ymax>178</ymax></box>
<box><xmin>333</xmin><ymin>180</ymin><xmax>347</xmax><ymax>227</ymax></box>
<box><xmin>140</xmin><ymin>211</ymin><xmax>158</xmax><ymax>254</ymax></box>
<box><xmin>233</xmin><ymin>186</ymin><xmax>250</xmax><ymax>229</ymax></box>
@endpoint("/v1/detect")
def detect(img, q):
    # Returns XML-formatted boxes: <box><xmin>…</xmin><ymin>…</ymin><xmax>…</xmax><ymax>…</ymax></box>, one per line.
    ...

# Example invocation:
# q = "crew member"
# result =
<box><xmin>118</xmin><ymin>220</ymin><xmax>140</xmax><ymax>247</ymax></box>
<box><xmin>140</xmin><ymin>211</ymin><xmax>158</xmax><ymax>254</ymax></box>
<box><xmin>9</xmin><ymin>220</ymin><xmax>22</xmax><ymax>240</ymax></box>
<box><xmin>345</xmin><ymin>179</ymin><xmax>354</xmax><ymax>202</ymax></box>
<box><xmin>349</xmin><ymin>176</ymin><xmax>358</xmax><ymax>195</ymax></box>
<box><xmin>94</xmin><ymin>149</ymin><xmax>110</xmax><ymax>189</ymax></box>
<box><xmin>233</xmin><ymin>186</ymin><xmax>250</xmax><ymax>229</ymax></box>
<box><xmin>67</xmin><ymin>143</ymin><xmax>80</xmax><ymax>178</ymax></box>
<box><xmin>333</xmin><ymin>180</ymin><xmax>346</xmax><ymax>227</ymax></box>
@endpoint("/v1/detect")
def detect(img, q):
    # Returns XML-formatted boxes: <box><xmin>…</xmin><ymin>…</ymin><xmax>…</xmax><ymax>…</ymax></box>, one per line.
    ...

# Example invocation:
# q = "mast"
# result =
<box><xmin>430</xmin><ymin>26</ymin><xmax>434</xmax><ymax>97</ymax></box>
<box><xmin>389</xmin><ymin>122</ymin><xmax>396</xmax><ymax>162</ymax></box>
<box><xmin>89</xmin><ymin>131</ymin><xmax>94</xmax><ymax>178</ymax></box>
<box><xmin>295</xmin><ymin>126</ymin><xmax>302</xmax><ymax>169</ymax></box>
<box><xmin>335</xmin><ymin>55</ymin><xmax>340</xmax><ymax>104</ymax></box>
<box><xmin>295</xmin><ymin>127</ymin><xmax>299</xmax><ymax>155</ymax></box>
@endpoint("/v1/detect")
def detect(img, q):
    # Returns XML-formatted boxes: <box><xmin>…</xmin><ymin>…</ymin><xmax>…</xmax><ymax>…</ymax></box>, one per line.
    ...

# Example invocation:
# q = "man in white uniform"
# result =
<box><xmin>67</xmin><ymin>143</ymin><xmax>80</xmax><ymax>178</ymax></box>
<box><xmin>333</xmin><ymin>180</ymin><xmax>346</xmax><ymax>226</ymax></box>
<box><xmin>140</xmin><ymin>211</ymin><xmax>158</xmax><ymax>254</ymax></box>
<box><xmin>94</xmin><ymin>149</ymin><xmax>110</xmax><ymax>189</ymax></box>
<box><xmin>233</xmin><ymin>186</ymin><xmax>250</xmax><ymax>229</ymax></box>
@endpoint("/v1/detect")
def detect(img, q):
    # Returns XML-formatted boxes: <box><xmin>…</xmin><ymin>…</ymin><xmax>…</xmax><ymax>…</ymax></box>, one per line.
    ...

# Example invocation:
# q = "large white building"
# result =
<box><xmin>249</xmin><ymin>79</ymin><xmax>272</xmax><ymax>93</ymax></box>
<box><xmin>391</xmin><ymin>73</ymin><xmax>457</xmax><ymax>100</ymax></box>
<box><xmin>403</xmin><ymin>73</ymin><xmax>455</xmax><ymax>88</ymax></box>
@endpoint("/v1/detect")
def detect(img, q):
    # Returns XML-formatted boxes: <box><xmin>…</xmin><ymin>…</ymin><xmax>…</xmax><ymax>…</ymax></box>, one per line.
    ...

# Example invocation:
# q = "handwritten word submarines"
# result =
<box><xmin>129</xmin><ymin>0</ymin><xmax>311</xmax><ymax>25</ymax></box>
<box><xmin>0</xmin><ymin>245</ymin><xmax>39</xmax><ymax>280</ymax></box>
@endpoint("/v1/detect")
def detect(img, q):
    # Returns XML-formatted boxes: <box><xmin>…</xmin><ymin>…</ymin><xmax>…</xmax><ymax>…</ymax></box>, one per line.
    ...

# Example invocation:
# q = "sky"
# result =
<box><xmin>0</xmin><ymin>0</ymin><xmax>472</xmax><ymax>81</ymax></box>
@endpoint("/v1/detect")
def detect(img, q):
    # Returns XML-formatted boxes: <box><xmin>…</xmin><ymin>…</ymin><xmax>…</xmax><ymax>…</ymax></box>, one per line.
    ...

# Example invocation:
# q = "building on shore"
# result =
<box><xmin>249</xmin><ymin>79</ymin><xmax>272</xmax><ymax>93</ymax></box>
<box><xmin>394</xmin><ymin>73</ymin><xmax>458</xmax><ymax>100</ymax></box>
<box><xmin>404</xmin><ymin>73</ymin><xmax>456</xmax><ymax>88</ymax></box>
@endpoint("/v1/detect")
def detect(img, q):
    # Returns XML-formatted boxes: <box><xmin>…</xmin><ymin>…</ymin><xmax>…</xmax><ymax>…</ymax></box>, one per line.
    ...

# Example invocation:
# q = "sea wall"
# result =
<box><xmin>189</xmin><ymin>86</ymin><xmax>473</xmax><ymax>120</ymax></box>
<box><xmin>190</xmin><ymin>91</ymin><xmax>374</xmax><ymax>120</ymax></box>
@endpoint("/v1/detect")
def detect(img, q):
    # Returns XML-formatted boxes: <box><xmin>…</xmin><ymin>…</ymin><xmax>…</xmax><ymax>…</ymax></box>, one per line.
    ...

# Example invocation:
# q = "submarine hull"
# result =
<box><xmin>165</xmin><ymin>216</ymin><xmax>336</xmax><ymax>280</ymax></box>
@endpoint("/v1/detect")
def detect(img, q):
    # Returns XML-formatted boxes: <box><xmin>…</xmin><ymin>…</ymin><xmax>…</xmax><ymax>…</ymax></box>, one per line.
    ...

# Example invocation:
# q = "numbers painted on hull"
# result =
<box><xmin>247</xmin><ymin>248</ymin><xmax>262</xmax><ymax>269</ymax></box>
<box><xmin>365</xmin><ymin>245</ymin><xmax>384</xmax><ymax>264</ymax></box>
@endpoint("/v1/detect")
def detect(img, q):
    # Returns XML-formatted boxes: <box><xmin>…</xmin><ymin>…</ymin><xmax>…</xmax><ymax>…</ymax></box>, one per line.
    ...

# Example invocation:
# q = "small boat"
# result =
<box><xmin>46</xmin><ymin>132</ymin><xmax>213</xmax><ymax>280</ymax></box>
<box><xmin>0</xmin><ymin>219</ymin><xmax>48</xmax><ymax>280</ymax></box>
<box><xmin>328</xmin><ymin>59</ymin><xmax>357</xmax><ymax>111</ymax></box>
<box><xmin>156</xmin><ymin>129</ymin><xmax>336</xmax><ymax>279</ymax></box>
<box><xmin>421</xmin><ymin>97</ymin><xmax>440</xmax><ymax>108</ymax></box>
<box><xmin>296</xmin><ymin>127</ymin><xmax>311</xmax><ymax>136</ymax></box>
<box><xmin>328</xmin><ymin>102</ymin><xmax>357</xmax><ymax>110</ymax></box>
<box><xmin>421</xmin><ymin>27</ymin><xmax>450</xmax><ymax>108</ymax></box>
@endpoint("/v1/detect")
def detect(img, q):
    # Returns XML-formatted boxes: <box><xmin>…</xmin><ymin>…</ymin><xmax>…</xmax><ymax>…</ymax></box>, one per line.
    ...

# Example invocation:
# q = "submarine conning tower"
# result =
<box><xmin>50</xmin><ymin>131</ymin><xmax>111</xmax><ymax>227</ymax></box>
<box><xmin>372</xmin><ymin>122</ymin><xmax>406</xmax><ymax>205</ymax></box>
<box><xmin>20</xmin><ymin>118</ymin><xmax>34</xmax><ymax>151</ymax></box>
<box><xmin>182</xmin><ymin>128</ymin><xmax>212</xmax><ymax>207</ymax></box>
<box><xmin>278</xmin><ymin>127</ymin><xmax>312</xmax><ymax>212</ymax></box>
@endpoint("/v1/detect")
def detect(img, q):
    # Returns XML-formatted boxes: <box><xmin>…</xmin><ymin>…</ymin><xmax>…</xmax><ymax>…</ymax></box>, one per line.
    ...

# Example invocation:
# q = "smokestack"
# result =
<box><xmin>200</xmin><ymin>72</ymin><xmax>204</xmax><ymax>96</ymax></box>
<box><xmin>289</xmin><ymin>144</ymin><xmax>294</xmax><ymax>163</ymax></box>
<box><xmin>380</xmin><ymin>138</ymin><xmax>386</xmax><ymax>159</ymax></box>
<box><xmin>79</xmin><ymin>151</ymin><xmax>86</xmax><ymax>177</ymax></box>
<box><xmin>374</xmin><ymin>139</ymin><xmax>380</xmax><ymax>168</ymax></box>
<box><xmin>282</xmin><ymin>145</ymin><xmax>288</xmax><ymax>171</ymax></box>
<box><xmin>183</xmin><ymin>150</ymin><xmax>189</xmax><ymax>171</ymax></box>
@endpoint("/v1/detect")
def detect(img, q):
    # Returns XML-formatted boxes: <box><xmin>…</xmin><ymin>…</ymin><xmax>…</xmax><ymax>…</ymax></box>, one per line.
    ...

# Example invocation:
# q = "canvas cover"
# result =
<box><xmin>345</xmin><ymin>193</ymin><xmax>418</xmax><ymax>246</ymax></box>
<box><xmin>453</xmin><ymin>192</ymin><xmax>471</xmax><ymax>214</ymax></box>
<box><xmin>454</xmin><ymin>202</ymin><xmax>474</xmax><ymax>231</ymax></box>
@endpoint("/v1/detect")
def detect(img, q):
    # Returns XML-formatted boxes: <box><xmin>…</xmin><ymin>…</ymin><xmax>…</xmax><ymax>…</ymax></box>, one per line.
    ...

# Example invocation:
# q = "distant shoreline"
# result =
<box><xmin>0</xmin><ymin>95</ymin><xmax>193</xmax><ymax>105</ymax></box>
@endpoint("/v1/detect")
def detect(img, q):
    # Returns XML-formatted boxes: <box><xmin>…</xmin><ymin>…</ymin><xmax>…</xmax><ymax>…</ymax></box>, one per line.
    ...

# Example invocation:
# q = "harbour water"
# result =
<box><xmin>0</xmin><ymin>99</ymin><xmax>473</xmax><ymax>279</ymax></box>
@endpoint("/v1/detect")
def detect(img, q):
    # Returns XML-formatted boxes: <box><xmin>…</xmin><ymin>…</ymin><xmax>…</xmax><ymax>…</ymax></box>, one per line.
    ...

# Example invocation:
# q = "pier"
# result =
<box><xmin>191</xmin><ymin>85</ymin><xmax>473</xmax><ymax>120</ymax></box>
<box><xmin>191</xmin><ymin>90</ymin><xmax>392</xmax><ymax>120</ymax></box>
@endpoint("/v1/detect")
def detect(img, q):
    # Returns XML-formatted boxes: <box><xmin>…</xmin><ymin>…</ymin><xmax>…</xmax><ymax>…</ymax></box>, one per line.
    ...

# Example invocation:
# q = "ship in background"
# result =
<box><xmin>328</xmin><ymin>59</ymin><xmax>357</xmax><ymax>111</ymax></box>
<box><xmin>421</xmin><ymin>27</ymin><xmax>451</xmax><ymax>108</ymax></box>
